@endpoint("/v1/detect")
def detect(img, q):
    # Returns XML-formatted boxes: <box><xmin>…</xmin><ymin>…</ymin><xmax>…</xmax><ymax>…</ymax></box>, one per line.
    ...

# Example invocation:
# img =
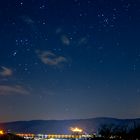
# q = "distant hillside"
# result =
<box><xmin>1</xmin><ymin>118</ymin><xmax>140</xmax><ymax>134</ymax></box>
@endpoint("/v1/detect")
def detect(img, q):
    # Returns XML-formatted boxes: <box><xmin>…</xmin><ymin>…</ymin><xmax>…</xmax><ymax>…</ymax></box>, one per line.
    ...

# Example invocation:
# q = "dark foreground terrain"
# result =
<box><xmin>0</xmin><ymin>133</ymin><xmax>25</xmax><ymax>140</ymax></box>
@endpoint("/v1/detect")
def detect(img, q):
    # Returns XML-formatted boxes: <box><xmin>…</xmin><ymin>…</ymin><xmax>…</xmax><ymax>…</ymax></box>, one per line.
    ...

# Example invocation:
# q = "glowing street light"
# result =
<box><xmin>0</xmin><ymin>130</ymin><xmax>4</xmax><ymax>135</ymax></box>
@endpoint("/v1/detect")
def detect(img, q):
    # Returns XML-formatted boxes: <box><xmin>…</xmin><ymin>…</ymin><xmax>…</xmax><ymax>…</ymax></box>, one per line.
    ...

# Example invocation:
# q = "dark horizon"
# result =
<box><xmin>1</xmin><ymin>117</ymin><xmax>140</xmax><ymax>135</ymax></box>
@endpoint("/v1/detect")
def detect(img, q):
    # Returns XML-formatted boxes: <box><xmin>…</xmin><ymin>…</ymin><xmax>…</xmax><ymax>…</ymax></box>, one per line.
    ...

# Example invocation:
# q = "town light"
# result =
<box><xmin>0</xmin><ymin>130</ymin><xmax>4</xmax><ymax>135</ymax></box>
<box><xmin>70</xmin><ymin>127</ymin><xmax>83</xmax><ymax>133</ymax></box>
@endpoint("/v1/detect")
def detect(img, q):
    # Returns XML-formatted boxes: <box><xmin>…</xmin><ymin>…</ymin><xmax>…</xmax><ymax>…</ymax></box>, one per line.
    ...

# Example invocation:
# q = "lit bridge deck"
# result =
<box><xmin>17</xmin><ymin>134</ymin><xmax>94</xmax><ymax>139</ymax></box>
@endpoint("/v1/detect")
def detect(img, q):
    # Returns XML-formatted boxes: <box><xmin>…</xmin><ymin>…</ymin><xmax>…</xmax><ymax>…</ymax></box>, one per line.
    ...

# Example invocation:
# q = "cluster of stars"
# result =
<box><xmin>0</xmin><ymin>0</ymin><xmax>140</xmax><ymax>121</ymax></box>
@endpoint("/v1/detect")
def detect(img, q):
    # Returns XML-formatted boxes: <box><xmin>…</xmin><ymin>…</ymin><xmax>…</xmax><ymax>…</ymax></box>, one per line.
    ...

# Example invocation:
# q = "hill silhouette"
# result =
<box><xmin>1</xmin><ymin>117</ymin><xmax>140</xmax><ymax>134</ymax></box>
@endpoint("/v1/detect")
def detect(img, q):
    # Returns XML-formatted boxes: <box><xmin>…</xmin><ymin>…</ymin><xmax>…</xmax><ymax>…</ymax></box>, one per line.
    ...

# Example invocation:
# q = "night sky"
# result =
<box><xmin>0</xmin><ymin>0</ymin><xmax>140</xmax><ymax>122</ymax></box>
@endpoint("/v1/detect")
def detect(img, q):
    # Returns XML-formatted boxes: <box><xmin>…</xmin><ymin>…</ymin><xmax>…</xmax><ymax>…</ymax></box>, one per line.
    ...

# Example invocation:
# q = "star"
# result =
<box><xmin>12</xmin><ymin>51</ymin><xmax>17</xmax><ymax>56</ymax></box>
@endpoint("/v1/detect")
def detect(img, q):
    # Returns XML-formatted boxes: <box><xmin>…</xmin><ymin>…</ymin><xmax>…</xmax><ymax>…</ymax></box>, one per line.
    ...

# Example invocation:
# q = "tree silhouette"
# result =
<box><xmin>98</xmin><ymin>122</ymin><xmax>140</xmax><ymax>140</ymax></box>
<box><xmin>129</xmin><ymin>124</ymin><xmax>140</xmax><ymax>140</ymax></box>
<box><xmin>112</xmin><ymin>125</ymin><xmax>128</xmax><ymax>140</ymax></box>
<box><xmin>98</xmin><ymin>124</ymin><xmax>115</xmax><ymax>139</ymax></box>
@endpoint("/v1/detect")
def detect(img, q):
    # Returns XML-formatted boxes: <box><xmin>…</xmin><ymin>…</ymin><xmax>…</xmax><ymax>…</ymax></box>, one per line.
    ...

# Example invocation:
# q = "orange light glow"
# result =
<box><xmin>0</xmin><ymin>130</ymin><xmax>4</xmax><ymax>135</ymax></box>
<box><xmin>70</xmin><ymin>127</ymin><xmax>83</xmax><ymax>133</ymax></box>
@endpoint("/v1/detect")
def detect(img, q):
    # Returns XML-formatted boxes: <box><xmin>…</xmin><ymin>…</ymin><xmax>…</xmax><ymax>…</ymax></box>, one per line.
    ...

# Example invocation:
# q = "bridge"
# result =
<box><xmin>17</xmin><ymin>133</ymin><xmax>94</xmax><ymax>140</ymax></box>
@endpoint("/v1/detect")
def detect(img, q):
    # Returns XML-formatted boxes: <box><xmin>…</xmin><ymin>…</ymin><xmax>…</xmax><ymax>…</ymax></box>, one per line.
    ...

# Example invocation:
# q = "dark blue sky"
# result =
<box><xmin>0</xmin><ymin>0</ymin><xmax>140</xmax><ymax>122</ymax></box>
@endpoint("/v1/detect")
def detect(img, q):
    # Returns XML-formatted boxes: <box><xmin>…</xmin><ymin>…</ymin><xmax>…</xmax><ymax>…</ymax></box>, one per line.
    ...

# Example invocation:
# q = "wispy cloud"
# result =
<box><xmin>78</xmin><ymin>37</ymin><xmax>88</xmax><ymax>46</ymax></box>
<box><xmin>0</xmin><ymin>85</ymin><xmax>30</xmax><ymax>95</ymax></box>
<box><xmin>56</xmin><ymin>28</ymin><xmax>62</xmax><ymax>34</ymax></box>
<box><xmin>21</xmin><ymin>15</ymin><xmax>34</xmax><ymax>25</ymax></box>
<box><xmin>20</xmin><ymin>15</ymin><xmax>39</xmax><ymax>35</ymax></box>
<box><xmin>37</xmin><ymin>50</ymin><xmax>67</xmax><ymax>66</ymax></box>
<box><xmin>0</xmin><ymin>66</ymin><xmax>13</xmax><ymax>77</ymax></box>
<box><xmin>61</xmin><ymin>35</ymin><xmax>70</xmax><ymax>46</ymax></box>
